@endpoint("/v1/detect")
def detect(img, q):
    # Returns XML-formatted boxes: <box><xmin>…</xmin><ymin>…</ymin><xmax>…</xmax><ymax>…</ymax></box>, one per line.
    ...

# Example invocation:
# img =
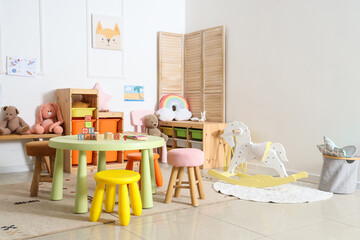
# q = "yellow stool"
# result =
<box><xmin>90</xmin><ymin>170</ymin><xmax>142</xmax><ymax>226</ymax></box>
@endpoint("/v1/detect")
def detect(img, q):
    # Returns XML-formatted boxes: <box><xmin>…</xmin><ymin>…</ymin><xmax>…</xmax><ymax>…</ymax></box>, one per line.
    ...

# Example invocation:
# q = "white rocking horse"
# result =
<box><xmin>208</xmin><ymin>121</ymin><xmax>308</xmax><ymax>188</ymax></box>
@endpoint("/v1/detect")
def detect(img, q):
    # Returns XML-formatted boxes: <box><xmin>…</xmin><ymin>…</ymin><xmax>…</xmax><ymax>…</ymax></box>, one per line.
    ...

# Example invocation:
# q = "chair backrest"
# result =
<box><xmin>130</xmin><ymin>110</ymin><xmax>155</xmax><ymax>133</ymax></box>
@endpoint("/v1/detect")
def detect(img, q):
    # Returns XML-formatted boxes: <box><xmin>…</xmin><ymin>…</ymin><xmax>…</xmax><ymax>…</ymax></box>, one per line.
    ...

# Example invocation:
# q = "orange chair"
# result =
<box><xmin>125</xmin><ymin>152</ymin><xmax>163</xmax><ymax>187</ymax></box>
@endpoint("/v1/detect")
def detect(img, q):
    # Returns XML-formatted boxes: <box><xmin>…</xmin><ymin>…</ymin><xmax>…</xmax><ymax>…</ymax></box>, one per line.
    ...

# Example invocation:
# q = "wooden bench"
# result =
<box><xmin>0</xmin><ymin>134</ymin><xmax>62</xmax><ymax>174</ymax></box>
<box><xmin>0</xmin><ymin>134</ymin><xmax>61</xmax><ymax>141</ymax></box>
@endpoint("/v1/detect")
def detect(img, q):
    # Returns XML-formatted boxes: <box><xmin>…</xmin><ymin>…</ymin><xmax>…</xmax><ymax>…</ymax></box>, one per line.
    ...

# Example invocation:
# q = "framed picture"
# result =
<box><xmin>92</xmin><ymin>14</ymin><xmax>123</xmax><ymax>51</ymax></box>
<box><xmin>124</xmin><ymin>85</ymin><xmax>144</xmax><ymax>102</ymax></box>
<box><xmin>7</xmin><ymin>56</ymin><xmax>36</xmax><ymax>77</ymax></box>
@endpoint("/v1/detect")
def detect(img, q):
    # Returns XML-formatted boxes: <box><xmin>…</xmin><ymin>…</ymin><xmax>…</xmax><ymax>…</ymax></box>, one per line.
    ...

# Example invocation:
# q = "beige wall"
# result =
<box><xmin>186</xmin><ymin>0</ymin><xmax>360</xmax><ymax>181</ymax></box>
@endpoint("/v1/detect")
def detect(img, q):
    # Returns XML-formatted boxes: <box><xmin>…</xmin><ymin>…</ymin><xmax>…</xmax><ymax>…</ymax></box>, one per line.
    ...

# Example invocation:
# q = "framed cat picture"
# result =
<box><xmin>92</xmin><ymin>14</ymin><xmax>123</xmax><ymax>51</ymax></box>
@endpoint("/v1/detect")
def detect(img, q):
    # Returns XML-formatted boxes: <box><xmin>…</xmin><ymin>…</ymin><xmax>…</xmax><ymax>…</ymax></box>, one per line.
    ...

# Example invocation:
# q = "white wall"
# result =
<box><xmin>186</xmin><ymin>0</ymin><xmax>360</xmax><ymax>181</ymax></box>
<box><xmin>0</xmin><ymin>0</ymin><xmax>185</xmax><ymax>173</ymax></box>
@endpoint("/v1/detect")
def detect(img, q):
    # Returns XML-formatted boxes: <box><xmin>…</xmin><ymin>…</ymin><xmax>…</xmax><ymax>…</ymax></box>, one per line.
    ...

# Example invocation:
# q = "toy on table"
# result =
<box><xmin>104</xmin><ymin>132</ymin><xmax>113</xmax><ymax>140</ymax></box>
<box><xmin>78</xmin><ymin>115</ymin><xmax>97</xmax><ymax>140</ymax></box>
<box><xmin>114</xmin><ymin>132</ymin><xmax>121</xmax><ymax>140</ymax></box>
<box><xmin>31</xmin><ymin>103</ymin><xmax>64</xmax><ymax>134</ymax></box>
<box><xmin>0</xmin><ymin>106</ymin><xmax>30</xmax><ymax>135</ymax></box>
<box><xmin>77</xmin><ymin>116</ymin><xmax>122</xmax><ymax>141</ymax></box>
<box><xmin>123</xmin><ymin>134</ymin><xmax>148</xmax><ymax>141</ymax></box>
<box><xmin>208</xmin><ymin>121</ymin><xmax>308</xmax><ymax>188</ymax></box>
<box><xmin>144</xmin><ymin>114</ymin><xmax>168</xmax><ymax>141</ymax></box>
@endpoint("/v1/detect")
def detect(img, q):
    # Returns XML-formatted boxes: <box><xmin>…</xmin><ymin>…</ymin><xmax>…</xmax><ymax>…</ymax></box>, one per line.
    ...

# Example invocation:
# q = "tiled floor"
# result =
<box><xmin>1</xmin><ymin>171</ymin><xmax>360</xmax><ymax>240</ymax></box>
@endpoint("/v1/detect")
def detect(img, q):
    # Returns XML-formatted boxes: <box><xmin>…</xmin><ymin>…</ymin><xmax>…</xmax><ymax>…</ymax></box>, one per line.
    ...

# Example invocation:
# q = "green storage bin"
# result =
<box><xmin>160</xmin><ymin>126</ymin><xmax>173</xmax><ymax>136</ymax></box>
<box><xmin>189</xmin><ymin>129</ymin><xmax>203</xmax><ymax>140</ymax></box>
<box><xmin>174</xmin><ymin>127</ymin><xmax>187</xmax><ymax>138</ymax></box>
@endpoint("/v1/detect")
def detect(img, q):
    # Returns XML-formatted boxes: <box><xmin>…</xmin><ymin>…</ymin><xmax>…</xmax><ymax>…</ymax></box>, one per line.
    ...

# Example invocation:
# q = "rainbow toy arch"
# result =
<box><xmin>159</xmin><ymin>94</ymin><xmax>189</xmax><ymax>110</ymax></box>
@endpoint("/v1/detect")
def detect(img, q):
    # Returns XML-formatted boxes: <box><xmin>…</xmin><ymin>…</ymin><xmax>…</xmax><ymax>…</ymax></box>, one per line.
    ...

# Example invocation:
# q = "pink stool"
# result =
<box><xmin>165</xmin><ymin>148</ymin><xmax>205</xmax><ymax>206</ymax></box>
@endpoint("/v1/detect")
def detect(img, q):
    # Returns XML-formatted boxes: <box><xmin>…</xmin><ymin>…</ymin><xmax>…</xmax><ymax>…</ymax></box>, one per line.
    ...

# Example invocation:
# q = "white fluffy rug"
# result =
<box><xmin>213</xmin><ymin>181</ymin><xmax>333</xmax><ymax>203</ymax></box>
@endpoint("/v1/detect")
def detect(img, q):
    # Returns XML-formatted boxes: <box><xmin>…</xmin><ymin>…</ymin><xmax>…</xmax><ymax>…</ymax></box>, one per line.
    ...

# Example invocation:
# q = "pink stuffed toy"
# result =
<box><xmin>31</xmin><ymin>103</ymin><xmax>64</xmax><ymax>134</ymax></box>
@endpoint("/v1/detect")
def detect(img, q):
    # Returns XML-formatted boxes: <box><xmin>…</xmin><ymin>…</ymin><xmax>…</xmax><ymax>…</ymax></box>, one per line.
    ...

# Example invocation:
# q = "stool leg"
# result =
<box><xmin>165</xmin><ymin>167</ymin><xmax>179</xmax><ymax>204</ymax></box>
<box><xmin>49</xmin><ymin>156</ymin><xmax>55</xmax><ymax>178</ymax></box>
<box><xmin>30</xmin><ymin>156</ymin><xmax>42</xmax><ymax>197</ymax></box>
<box><xmin>187</xmin><ymin>167</ymin><xmax>198</xmax><ymax>207</ymax></box>
<box><xmin>129</xmin><ymin>182</ymin><xmax>142</xmax><ymax>216</ymax></box>
<box><xmin>125</xmin><ymin>159</ymin><xmax>134</xmax><ymax>170</ymax></box>
<box><xmin>174</xmin><ymin>167</ymin><xmax>184</xmax><ymax>197</ymax></box>
<box><xmin>43</xmin><ymin>156</ymin><xmax>51</xmax><ymax>175</ymax></box>
<box><xmin>118</xmin><ymin>184</ymin><xmax>130</xmax><ymax>226</ymax></box>
<box><xmin>154</xmin><ymin>158</ymin><xmax>163</xmax><ymax>187</ymax></box>
<box><xmin>105</xmin><ymin>184</ymin><xmax>116</xmax><ymax>212</ymax></box>
<box><xmin>90</xmin><ymin>182</ymin><xmax>106</xmax><ymax>222</ymax></box>
<box><xmin>195</xmin><ymin>166</ymin><xmax>205</xmax><ymax>199</ymax></box>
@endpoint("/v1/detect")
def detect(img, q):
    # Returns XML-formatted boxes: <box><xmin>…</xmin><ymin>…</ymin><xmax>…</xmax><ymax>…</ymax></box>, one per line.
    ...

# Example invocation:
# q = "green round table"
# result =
<box><xmin>49</xmin><ymin>135</ymin><xmax>165</xmax><ymax>213</ymax></box>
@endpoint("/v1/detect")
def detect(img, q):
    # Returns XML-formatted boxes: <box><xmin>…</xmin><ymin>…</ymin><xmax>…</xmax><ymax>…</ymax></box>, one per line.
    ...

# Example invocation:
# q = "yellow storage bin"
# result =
<box><xmin>160</xmin><ymin>127</ymin><xmax>172</xmax><ymax>136</ymax></box>
<box><xmin>72</xmin><ymin>108</ymin><xmax>96</xmax><ymax>117</ymax></box>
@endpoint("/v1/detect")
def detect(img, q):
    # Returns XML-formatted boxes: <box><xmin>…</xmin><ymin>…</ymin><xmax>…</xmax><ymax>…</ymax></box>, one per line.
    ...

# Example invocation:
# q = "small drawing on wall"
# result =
<box><xmin>124</xmin><ymin>85</ymin><xmax>144</xmax><ymax>102</ymax></box>
<box><xmin>92</xmin><ymin>14</ymin><xmax>123</xmax><ymax>51</ymax></box>
<box><xmin>7</xmin><ymin>56</ymin><xmax>36</xmax><ymax>77</ymax></box>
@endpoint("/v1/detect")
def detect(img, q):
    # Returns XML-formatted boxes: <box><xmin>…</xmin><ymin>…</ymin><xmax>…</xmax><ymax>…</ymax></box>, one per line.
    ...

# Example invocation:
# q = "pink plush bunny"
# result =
<box><xmin>31</xmin><ymin>103</ymin><xmax>64</xmax><ymax>134</ymax></box>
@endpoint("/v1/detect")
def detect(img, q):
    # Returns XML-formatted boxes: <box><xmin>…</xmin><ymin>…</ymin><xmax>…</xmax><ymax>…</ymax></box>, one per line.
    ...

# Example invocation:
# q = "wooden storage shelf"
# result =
<box><xmin>56</xmin><ymin>88</ymin><xmax>125</xmax><ymax>173</ymax></box>
<box><xmin>159</xmin><ymin>121</ymin><xmax>227</xmax><ymax>169</ymax></box>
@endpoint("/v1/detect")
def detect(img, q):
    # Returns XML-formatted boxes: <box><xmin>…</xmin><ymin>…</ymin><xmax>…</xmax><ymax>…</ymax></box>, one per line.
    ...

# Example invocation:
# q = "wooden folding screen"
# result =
<box><xmin>202</xmin><ymin>27</ymin><xmax>225</xmax><ymax>122</ymax></box>
<box><xmin>158</xmin><ymin>26</ymin><xmax>225</xmax><ymax>122</ymax></box>
<box><xmin>157</xmin><ymin>32</ymin><xmax>184</xmax><ymax>99</ymax></box>
<box><xmin>184</xmin><ymin>31</ymin><xmax>203</xmax><ymax>118</ymax></box>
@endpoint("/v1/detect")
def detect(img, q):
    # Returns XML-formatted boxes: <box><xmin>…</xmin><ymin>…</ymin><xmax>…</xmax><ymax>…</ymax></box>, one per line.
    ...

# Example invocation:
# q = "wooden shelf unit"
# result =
<box><xmin>56</xmin><ymin>88</ymin><xmax>126</xmax><ymax>173</ymax></box>
<box><xmin>159</xmin><ymin>121</ymin><xmax>227</xmax><ymax>169</ymax></box>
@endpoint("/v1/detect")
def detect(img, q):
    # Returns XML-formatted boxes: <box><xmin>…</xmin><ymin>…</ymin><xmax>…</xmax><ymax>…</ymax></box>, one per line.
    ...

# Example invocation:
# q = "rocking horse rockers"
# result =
<box><xmin>208</xmin><ymin>121</ymin><xmax>308</xmax><ymax>188</ymax></box>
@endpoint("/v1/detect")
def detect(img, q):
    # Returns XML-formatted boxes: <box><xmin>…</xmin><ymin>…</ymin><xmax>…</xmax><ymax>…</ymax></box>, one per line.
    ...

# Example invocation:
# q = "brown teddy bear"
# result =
<box><xmin>144</xmin><ymin>114</ymin><xmax>168</xmax><ymax>141</ymax></box>
<box><xmin>0</xmin><ymin>106</ymin><xmax>30</xmax><ymax>135</ymax></box>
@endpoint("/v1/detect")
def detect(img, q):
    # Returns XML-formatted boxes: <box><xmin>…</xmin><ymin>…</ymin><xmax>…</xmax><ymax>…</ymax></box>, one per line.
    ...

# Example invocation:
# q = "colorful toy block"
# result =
<box><xmin>95</xmin><ymin>133</ymin><xmax>103</xmax><ymax>141</ymax></box>
<box><xmin>88</xmin><ymin>127</ymin><xmax>95</xmax><ymax>134</ymax></box>
<box><xmin>81</xmin><ymin>127</ymin><xmax>89</xmax><ymax>134</ymax></box>
<box><xmin>85</xmin><ymin>115</ymin><xmax>92</xmax><ymax>122</ymax></box>
<box><xmin>85</xmin><ymin>134</ymin><xmax>91</xmax><ymax>140</ymax></box>
<box><xmin>104</xmin><ymin>132</ymin><xmax>113</xmax><ymax>140</ymax></box>
<box><xmin>90</xmin><ymin>134</ymin><xmax>96</xmax><ymax>140</ymax></box>
<box><xmin>85</xmin><ymin>121</ymin><xmax>92</xmax><ymax>128</ymax></box>
<box><xmin>78</xmin><ymin>134</ymin><xmax>85</xmax><ymax>140</ymax></box>
<box><xmin>114</xmin><ymin>133</ymin><xmax>120</xmax><ymax>140</ymax></box>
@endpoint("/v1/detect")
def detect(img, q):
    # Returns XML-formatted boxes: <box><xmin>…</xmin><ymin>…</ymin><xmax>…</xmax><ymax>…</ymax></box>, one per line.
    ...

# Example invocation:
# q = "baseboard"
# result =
<box><xmin>0</xmin><ymin>164</ymin><xmax>33</xmax><ymax>174</ymax></box>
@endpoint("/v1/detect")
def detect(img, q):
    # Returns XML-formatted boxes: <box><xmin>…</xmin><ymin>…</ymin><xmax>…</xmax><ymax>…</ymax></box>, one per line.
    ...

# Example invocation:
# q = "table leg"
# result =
<box><xmin>140</xmin><ymin>149</ymin><xmax>153</xmax><ymax>208</ymax></box>
<box><xmin>98</xmin><ymin>151</ymin><xmax>106</xmax><ymax>172</ymax></box>
<box><xmin>74</xmin><ymin>150</ymin><xmax>88</xmax><ymax>213</ymax></box>
<box><xmin>51</xmin><ymin>149</ymin><xmax>63</xmax><ymax>200</ymax></box>
<box><xmin>148</xmin><ymin>149</ymin><xmax>156</xmax><ymax>194</ymax></box>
